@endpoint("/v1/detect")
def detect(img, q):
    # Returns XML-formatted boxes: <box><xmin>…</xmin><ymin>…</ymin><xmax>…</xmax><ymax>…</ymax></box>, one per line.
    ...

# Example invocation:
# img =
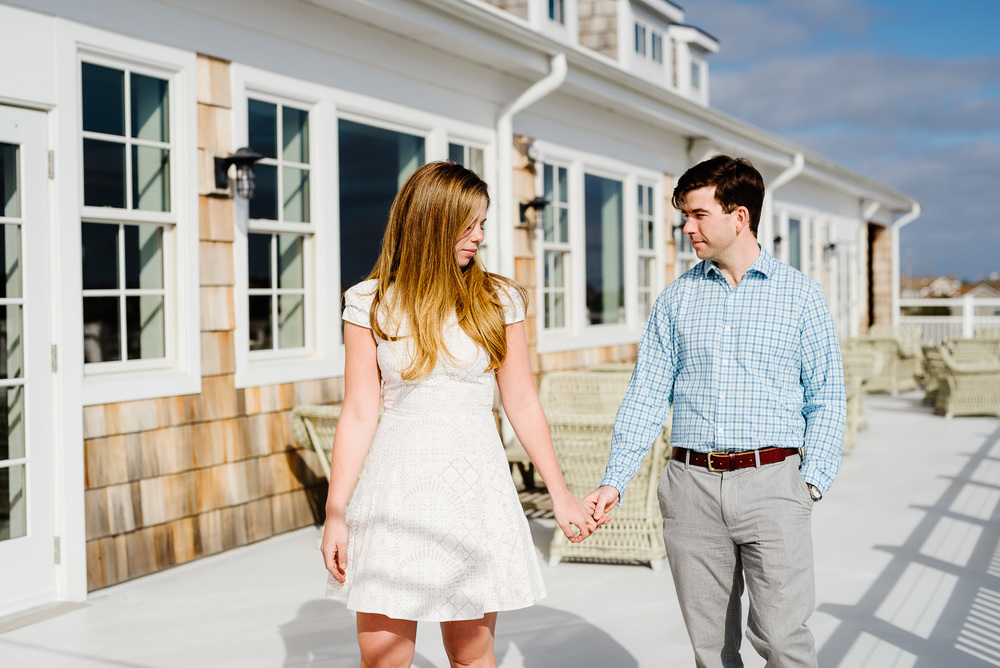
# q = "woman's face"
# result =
<box><xmin>455</xmin><ymin>197</ymin><xmax>487</xmax><ymax>268</ymax></box>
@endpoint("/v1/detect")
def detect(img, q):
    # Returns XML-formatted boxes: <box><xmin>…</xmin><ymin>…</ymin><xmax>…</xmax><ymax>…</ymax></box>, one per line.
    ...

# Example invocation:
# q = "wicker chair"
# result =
<box><xmin>935</xmin><ymin>349</ymin><xmax>1000</xmax><ymax>418</ymax></box>
<box><xmin>922</xmin><ymin>345</ymin><xmax>947</xmax><ymax>406</ymax></box>
<box><xmin>854</xmin><ymin>337</ymin><xmax>918</xmax><ymax>396</ymax></box>
<box><xmin>975</xmin><ymin>327</ymin><xmax>1000</xmax><ymax>340</ymax></box>
<box><xmin>949</xmin><ymin>338</ymin><xmax>1000</xmax><ymax>362</ymax></box>
<box><xmin>840</xmin><ymin>345</ymin><xmax>883</xmax><ymax>453</ymax></box>
<box><xmin>289</xmin><ymin>404</ymin><xmax>343</xmax><ymax>481</ymax></box>
<box><xmin>546</xmin><ymin>415</ymin><xmax>668</xmax><ymax>570</ymax></box>
<box><xmin>539</xmin><ymin>370</ymin><xmax>633</xmax><ymax>415</ymax></box>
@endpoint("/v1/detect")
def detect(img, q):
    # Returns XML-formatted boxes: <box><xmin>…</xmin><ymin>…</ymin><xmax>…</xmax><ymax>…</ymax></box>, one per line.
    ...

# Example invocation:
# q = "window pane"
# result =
<box><xmin>338</xmin><ymin>119</ymin><xmax>425</xmax><ymax>294</ymax></box>
<box><xmin>82</xmin><ymin>222</ymin><xmax>120</xmax><ymax>290</ymax></box>
<box><xmin>248</xmin><ymin>295</ymin><xmax>272</xmax><ymax>351</ymax></box>
<box><xmin>0</xmin><ymin>143</ymin><xmax>20</xmax><ymax>218</ymax></box>
<box><xmin>278</xmin><ymin>294</ymin><xmax>305</xmax><ymax>349</ymax></box>
<box><xmin>585</xmin><ymin>174</ymin><xmax>624</xmax><ymax>325</ymax></box>
<box><xmin>249</xmin><ymin>163</ymin><xmax>277</xmax><ymax>221</ymax></box>
<box><xmin>83</xmin><ymin>139</ymin><xmax>126</xmax><ymax>208</ymax></box>
<box><xmin>448</xmin><ymin>143</ymin><xmax>464</xmax><ymax>164</ymax></box>
<box><xmin>126</xmin><ymin>295</ymin><xmax>165</xmax><ymax>360</ymax></box>
<box><xmin>248</xmin><ymin>99</ymin><xmax>277</xmax><ymax>159</ymax></box>
<box><xmin>0</xmin><ymin>385</ymin><xmax>25</xmax><ymax>460</ymax></box>
<box><xmin>553</xmin><ymin>292</ymin><xmax>565</xmax><ymax>329</ymax></box>
<box><xmin>558</xmin><ymin>167</ymin><xmax>568</xmax><ymax>204</ymax></box>
<box><xmin>0</xmin><ymin>225</ymin><xmax>22</xmax><ymax>299</ymax></box>
<box><xmin>248</xmin><ymin>233</ymin><xmax>272</xmax><ymax>290</ymax></box>
<box><xmin>0</xmin><ymin>464</ymin><xmax>27</xmax><ymax>541</ymax></box>
<box><xmin>132</xmin><ymin>146</ymin><xmax>170</xmax><ymax>212</ymax></box>
<box><xmin>83</xmin><ymin>296</ymin><xmax>121</xmax><ymax>362</ymax></box>
<box><xmin>652</xmin><ymin>33</ymin><xmax>663</xmax><ymax>63</ymax></box>
<box><xmin>82</xmin><ymin>63</ymin><xmax>124</xmax><ymax>136</ymax></box>
<box><xmin>691</xmin><ymin>62</ymin><xmax>701</xmax><ymax>89</ymax></box>
<box><xmin>542</xmin><ymin>165</ymin><xmax>554</xmax><ymax>242</ymax></box>
<box><xmin>469</xmin><ymin>147</ymin><xmax>484</xmax><ymax>177</ymax></box>
<box><xmin>278</xmin><ymin>234</ymin><xmax>303</xmax><ymax>289</ymax></box>
<box><xmin>559</xmin><ymin>208</ymin><xmax>569</xmax><ymax>245</ymax></box>
<box><xmin>282</xmin><ymin>167</ymin><xmax>310</xmax><ymax>223</ymax></box>
<box><xmin>282</xmin><ymin>107</ymin><xmax>309</xmax><ymax>164</ymax></box>
<box><xmin>130</xmin><ymin>73</ymin><xmax>169</xmax><ymax>142</ymax></box>
<box><xmin>0</xmin><ymin>305</ymin><xmax>23</xmax><ymax>380</ymax></box>
<box><xmin>788</xmin><ymin>218</ymin><xmax>802</xmax><ymax>269</ymax></box>
<box><xmin>124</xmin><ymin>224</ymin><xmax>164</xmax><ymax>290</ymax></box>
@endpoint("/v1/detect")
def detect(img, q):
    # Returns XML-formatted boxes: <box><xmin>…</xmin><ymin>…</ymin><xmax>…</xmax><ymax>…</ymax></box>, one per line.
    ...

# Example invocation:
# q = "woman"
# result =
<box><xmin>321</xmin><ymin>161</ymin><xmax>596</xmax><ymax>667</ymax></box>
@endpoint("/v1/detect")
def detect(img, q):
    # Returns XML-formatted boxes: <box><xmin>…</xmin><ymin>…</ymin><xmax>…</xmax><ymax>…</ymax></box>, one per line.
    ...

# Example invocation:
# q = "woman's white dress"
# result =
<box><xmin>327</xmin><ymin>279</ymin><xmax>545</xmax><ymax>621</ymax></box>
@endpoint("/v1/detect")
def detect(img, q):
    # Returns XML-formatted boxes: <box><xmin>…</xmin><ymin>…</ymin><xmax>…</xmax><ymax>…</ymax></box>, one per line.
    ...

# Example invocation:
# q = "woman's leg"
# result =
<box><xmin>439</xmin><ymin>612</ymin><xmax>498</xmax><ymax>668</ymax></box>
<box><xmin>356</xmin><ymin>612</ymin><xmax>417</xmax><ymax>668</ymax></box>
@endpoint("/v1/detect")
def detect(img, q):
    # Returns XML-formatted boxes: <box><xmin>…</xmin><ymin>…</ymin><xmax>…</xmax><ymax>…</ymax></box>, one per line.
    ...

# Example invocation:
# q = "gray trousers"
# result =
<box><xmin>657</xmin><ymin>454</ymin><xmax>817</xmax><ymax>668</ymax></box>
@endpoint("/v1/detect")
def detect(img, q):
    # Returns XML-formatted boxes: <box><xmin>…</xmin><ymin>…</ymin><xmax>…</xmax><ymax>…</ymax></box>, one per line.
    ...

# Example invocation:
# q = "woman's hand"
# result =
<box><xmin>550</xmin><ymin>491</ymin><xmax>597</xmax><ymax>543</ymax></box>
<box><xmin>321</xmin><ymin>515</ymin><xmax>349</xmax><ymax>583</ymax></box>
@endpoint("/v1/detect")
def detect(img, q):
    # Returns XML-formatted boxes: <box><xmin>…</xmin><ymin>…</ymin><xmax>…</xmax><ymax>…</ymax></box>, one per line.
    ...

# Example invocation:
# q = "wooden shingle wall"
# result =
<box><xmin>83</xmin><ymin>55</ymin><xmax>343</xmax><ymax>591</ymax></box>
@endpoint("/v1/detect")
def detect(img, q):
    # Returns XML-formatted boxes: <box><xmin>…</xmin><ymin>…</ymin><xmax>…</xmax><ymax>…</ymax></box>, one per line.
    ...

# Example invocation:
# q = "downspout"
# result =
<box><xmin>495</xmin><ymin>52</ymin><xmax>567</xmax><ymax>279</ymax></box>
<box><xmin>761</xmin><ymin>152</ymin><xmax>804</xmax><ymax>253</ymax></box>
<box><xmin>890</xmin><ymin>202</ymin><xmax>921</xmax><ymax>328</ymax></box>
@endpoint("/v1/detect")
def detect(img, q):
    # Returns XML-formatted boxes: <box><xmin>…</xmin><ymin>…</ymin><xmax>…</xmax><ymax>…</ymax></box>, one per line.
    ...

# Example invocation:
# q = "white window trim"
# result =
<box><xmin>530</xmin><ymin>0</ymin><xmax>579</xmax><ymax>45</ymax></box>
<box><xmin>533</xmin><ymin>142</ymin><xmax>664</xmax><ymax>354</ymax></box>
<box><xmin>231</xmin><ymin>65</ymin><xmax>495</xmax><ymax>384</ymax></box>
<box><xmin>68</xmin><ymin>30</ymin><xmax>200</xmax><ymax>406</ymax></box>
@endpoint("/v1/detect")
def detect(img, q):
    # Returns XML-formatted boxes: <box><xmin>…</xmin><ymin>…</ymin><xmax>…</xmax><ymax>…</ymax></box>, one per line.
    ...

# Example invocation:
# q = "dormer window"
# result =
<box><xmin>634</xmin><ymin>20</ymin><xmax>664</xmax><ymax>65</ymax></box>
<box><xmin>690</xmin><ymin>61</ymin><xmax>701</xmax><ymax>90</ymax></box>
<box><xmin>549</xmin><ymin>0</ymin><xmax>565</xmax><ymax>24</ymax></box>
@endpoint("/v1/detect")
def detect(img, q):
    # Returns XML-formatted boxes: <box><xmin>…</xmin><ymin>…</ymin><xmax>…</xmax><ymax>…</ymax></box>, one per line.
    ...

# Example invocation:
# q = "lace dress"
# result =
<box><xmin>326</xmin><ymin>279</ymin><xmax>545</xmax><ymax>621</ymax></box>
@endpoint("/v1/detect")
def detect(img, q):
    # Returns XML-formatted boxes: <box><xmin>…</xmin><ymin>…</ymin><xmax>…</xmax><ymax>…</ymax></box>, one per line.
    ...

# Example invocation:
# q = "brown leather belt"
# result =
<box><xmin>672</xmin><ymin>446</ymin><xmax>800</xmax><ymax>472</ymax></box>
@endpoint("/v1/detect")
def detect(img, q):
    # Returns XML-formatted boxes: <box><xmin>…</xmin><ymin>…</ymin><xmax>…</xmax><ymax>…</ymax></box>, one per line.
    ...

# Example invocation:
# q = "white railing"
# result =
<box><xmin>900</xmin><ymin>296</ymin><xmax>1000</xmax><ymax>345</ymax></box>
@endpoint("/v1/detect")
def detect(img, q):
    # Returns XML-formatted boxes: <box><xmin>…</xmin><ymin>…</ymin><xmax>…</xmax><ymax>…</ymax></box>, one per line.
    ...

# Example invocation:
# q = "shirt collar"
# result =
<box><xmin>702</xmin><ymin>245</ymin><xmax>777</xmax><ymax>280</ymax></box>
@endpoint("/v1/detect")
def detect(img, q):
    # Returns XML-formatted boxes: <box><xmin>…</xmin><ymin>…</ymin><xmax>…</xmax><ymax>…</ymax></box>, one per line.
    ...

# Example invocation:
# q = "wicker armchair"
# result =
<box><xmin>840</xmin><ymin>345</ymin><xmax>883</xmax><ymax>453</ymax></box>
<box><xmin>949</xmin><ymin>338</ymin><xmax>1000</xmax><ymax>362</ymax></box>
<box><xmin>539</xmin><ymin>370</ymin><xmax>633</xmax><ymax>415</ymax></box>
<box><xmin>854</xmin><ymin>337</ymin><xmax>919</xmax><ymax>396</ymax></box>
<box><xmin>922</xmin><ymin>345</ymin><xmax>946</xmax><ymax>406</ymax></box>
<box><xmin>935</xmin><ymin>349</ymin><xmax>1000</xmax><ymax>418</ymax></box>
<box><xmin>546</xmin><ymin>414</ymin><xmax>668</xmax><ymax>570</ymax></box>
<box><xmin>289</xmin><ymin>404</ymin><xmax>343</xmax><ymax>481</ymax></box>
<box><xmin>975</xmin><ymin>327</ymin><xmax>1000</xmax><ymax>340</ymax></box>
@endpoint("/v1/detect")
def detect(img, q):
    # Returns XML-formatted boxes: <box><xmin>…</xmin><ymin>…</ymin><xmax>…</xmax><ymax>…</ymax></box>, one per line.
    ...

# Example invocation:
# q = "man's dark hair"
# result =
<box><xmin>672</xmin><ymin>155</ymin><xmax>765</xmax><ymax>236</ymax></box>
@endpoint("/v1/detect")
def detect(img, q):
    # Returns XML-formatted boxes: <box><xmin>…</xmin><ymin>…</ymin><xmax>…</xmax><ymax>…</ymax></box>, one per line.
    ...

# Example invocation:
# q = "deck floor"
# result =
<box><xmin>3</xmin><ymin>392</ymin><xmax>1000</xmax><ymax>667</ymax></box>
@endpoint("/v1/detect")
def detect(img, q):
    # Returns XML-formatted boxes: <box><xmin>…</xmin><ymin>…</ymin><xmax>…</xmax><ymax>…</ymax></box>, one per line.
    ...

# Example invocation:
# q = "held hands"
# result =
<box><xmin>584</xmin><ymin>486</ymin><xmax>620</xmax><ymax>528</ymax></box>
<box><xmin>550</xmin><ymin>490</ymin><xmax>598</xmax><ymax>543</ymax></box>
<box><xmin>320</xmin><ymin>515</ymin><xmax>349</xmax><ymax>583</ymax></box>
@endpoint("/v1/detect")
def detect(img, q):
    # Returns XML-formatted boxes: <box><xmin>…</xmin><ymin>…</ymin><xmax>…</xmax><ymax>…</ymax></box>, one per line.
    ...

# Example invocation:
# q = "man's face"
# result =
<box><xmin>679</xmin><ymin>186</ymin><xmax>740</xmax><ymax>263</ymax></box>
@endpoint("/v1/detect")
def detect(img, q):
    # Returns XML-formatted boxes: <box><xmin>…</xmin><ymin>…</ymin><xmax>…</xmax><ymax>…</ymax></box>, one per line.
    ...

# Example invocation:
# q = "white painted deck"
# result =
<box><xmin>3</xmin><ymin>392</ymin><xmax>1000</xmax><ymax>667</ymax></box>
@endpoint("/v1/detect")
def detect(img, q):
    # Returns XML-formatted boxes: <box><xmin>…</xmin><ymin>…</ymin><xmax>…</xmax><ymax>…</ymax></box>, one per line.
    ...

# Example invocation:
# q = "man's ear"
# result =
<box><xmin>734</xmin><ymin>206</ymin><xmax>750</xmax><ymax>235</ymax></box>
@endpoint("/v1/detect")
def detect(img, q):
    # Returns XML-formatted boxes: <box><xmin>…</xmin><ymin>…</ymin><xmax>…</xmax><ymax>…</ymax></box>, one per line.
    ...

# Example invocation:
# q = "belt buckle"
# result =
<box><xmin>707</xmin><ymin>452</ymin><xmax>727</xmax><ymax>472</ymax></box>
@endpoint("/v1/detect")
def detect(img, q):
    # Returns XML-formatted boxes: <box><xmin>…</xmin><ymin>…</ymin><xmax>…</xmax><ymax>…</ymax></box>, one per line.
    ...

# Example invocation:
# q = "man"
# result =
<box><xmin>587</xmin><ymin>155</ymin><xmax>845</xmax><ymax>667</ymax></box>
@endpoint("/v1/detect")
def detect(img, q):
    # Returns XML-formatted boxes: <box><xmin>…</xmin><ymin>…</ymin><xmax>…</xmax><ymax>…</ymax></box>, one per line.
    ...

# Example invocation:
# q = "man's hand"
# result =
<box><xmin>584</xmin><ymin>486</ymin><xmax>620</xmax><ymax>527</ymax></box>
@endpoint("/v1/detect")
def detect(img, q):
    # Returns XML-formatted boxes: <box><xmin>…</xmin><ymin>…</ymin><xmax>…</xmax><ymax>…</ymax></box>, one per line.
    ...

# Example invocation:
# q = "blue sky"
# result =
<box><xmin>682</xmin><ymin>0</ymin><xmax>1000</xmax><ymax>281</ymax></box>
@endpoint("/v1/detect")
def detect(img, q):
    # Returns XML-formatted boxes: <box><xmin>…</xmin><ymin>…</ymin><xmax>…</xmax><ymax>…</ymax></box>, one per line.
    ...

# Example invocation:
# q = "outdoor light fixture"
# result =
<box><xmin>519</xmin><ymin>196</ymin><xmax>549</xmax><ymax>228</ymax></box>
<box><xmin>214</xmin><ymin>147</ymin><xmax>264</xmax><ymax>199</ymax></box>
<box><xmin>824</xmin><ymin>242</ymin><xmax>838</xmax><ymax>258</ymax></box>
<box><xmin>773</xmin><ymin>235</ymin><xmax>783</xmax><ymax>253</ymax></box>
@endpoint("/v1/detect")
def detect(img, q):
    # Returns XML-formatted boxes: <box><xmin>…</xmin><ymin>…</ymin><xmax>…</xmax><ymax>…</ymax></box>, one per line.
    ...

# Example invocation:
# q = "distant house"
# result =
<box><xmin>900</xmin><ymin>275</ymin><xmax>961</xmax><ymax>299</ymax></box>
<box><xmin>956</xmin><ymin>282</ymin><xmax>1000</xmax><ymax>316</ymax></box>
<box><xmin>0</xmin><ymin>0</ymin><xmax>919</xmax><ymax>616</ymax></box>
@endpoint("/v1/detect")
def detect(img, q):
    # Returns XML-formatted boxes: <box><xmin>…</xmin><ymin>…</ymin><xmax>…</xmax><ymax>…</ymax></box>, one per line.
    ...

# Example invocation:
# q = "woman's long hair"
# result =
<box><xmin>367</xmin><ymin>161</ymin><xmax>526</xmax><ymax>380</ymax></box>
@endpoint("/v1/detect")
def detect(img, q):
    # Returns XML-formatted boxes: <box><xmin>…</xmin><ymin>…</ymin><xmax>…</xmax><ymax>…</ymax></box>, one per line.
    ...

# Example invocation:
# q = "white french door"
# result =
<box><xmin>0</xmin><ymin>105</ymin><xmax>54</xmax><ymax>616</ymax></box>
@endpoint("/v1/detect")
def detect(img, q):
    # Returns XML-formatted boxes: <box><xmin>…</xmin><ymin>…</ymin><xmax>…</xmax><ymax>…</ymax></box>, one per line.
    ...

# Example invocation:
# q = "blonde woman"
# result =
<box><xmin>321</xmin><ymin>161</ymin><xmax>595</xmax><ymax>667</ymax></box>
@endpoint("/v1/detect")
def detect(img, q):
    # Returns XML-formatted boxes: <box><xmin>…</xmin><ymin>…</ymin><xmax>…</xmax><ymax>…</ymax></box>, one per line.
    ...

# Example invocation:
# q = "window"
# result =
<box><xmin>548</xmin><ymin>0</ymin><xmax>565</xmax><ymax>24</ymax></box>
<box><xmin>690</xmin><ymin>61</ymin><xmax>702</xmax><ymax>90</ymax></box>
<box><xmin>584</xmin><ymin>174</ymin><xmax>623</xmax><ymax>325</ymax></box>
<box><xmin>339</xmin><ymin>119</ymin><xmax>425</xmax><ymax>295</ymax></box>
<box><xmin>245</xmin><ymin>97</ymin><xmax>311</xmax><ymax>354</ymax></box>
<box><xmin>637</xmin><ymin>184</ymin><xmax>657</xmax><ymax>319</ymax></box>
<box><xmin>634</xmin><ymin>23</ymin><xmax>646</xmax><ymax>56</ymax></box>
<box><xmin>651</xmin><ymin>32</ymin><xmax>663</xmax><ymax>64</ymax></box>
<box><xmin>449</xmin><ymin>141</ymin><xmax>488</xmax><ymax>267</ymax></box>
<box><xmin>674</xmin><ymin>209</ymin><xmax>698</xmax><ymax>275</ymax></box>
<box><xmin>540</xmin><ymin>163</ymin><xmax>570</xmax><ymax>330</ymax></box>
<box><xmin>81</xmin><ymin>61</ymin><xmax>172</xmax><ymax>367</ymax></box>
<box><xmin>788</xmin><ymin>217</ymin><xmax>802</xmax><ymax>270</ymax></box>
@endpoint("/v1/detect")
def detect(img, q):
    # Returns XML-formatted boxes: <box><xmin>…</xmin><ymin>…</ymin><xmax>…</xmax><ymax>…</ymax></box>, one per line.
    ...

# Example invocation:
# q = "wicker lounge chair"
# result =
<box><xmin>840</xmin><ymin>345</ymin><xmax>883</xmax><ymax>453</ymax></box>
<box><xmin>854</xmin><ymin>337</ymin><xmax>918</xmax><ymax>396</ymax></box>
<box><xmin>949</xmin><ymin>338</ymin><xmax>1000</xmax><ymax>362</ymax></box>
<box><xmin>546</xmin><ymin>414</ymin><xmax>668</xmax><ymax>570</ymax></box>
<box><xmin>935</xmin><ymin>349</ymin><xmax>1000</xmax><ymax>418</ymax></box>
<box><xmin>289</xmin><ymin>404</ymin><xmax>343</xmax><ymax>481</ymax></box>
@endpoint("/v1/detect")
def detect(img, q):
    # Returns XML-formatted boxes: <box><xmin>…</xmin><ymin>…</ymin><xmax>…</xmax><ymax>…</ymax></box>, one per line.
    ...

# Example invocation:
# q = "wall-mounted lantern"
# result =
<box><xmin>519</xmin><ymin>196</ymin><xmax>549</xmax><ymax>228</ymax></box>
<box><xmin>773</xmin><ymin>234</ymin><xmax>783</xmax><ymax>255</ymax></box>
<box><xmin>214</xmin><ymin>147</ymin><xmax>264</xmax><ymax>199</ymax></box>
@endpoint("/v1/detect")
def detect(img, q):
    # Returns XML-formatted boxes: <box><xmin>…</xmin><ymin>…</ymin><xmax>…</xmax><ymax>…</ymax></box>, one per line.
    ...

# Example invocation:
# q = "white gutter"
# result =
<box><xmin>890</xmin><ymin>202</ymin><xmax>921</xmax><ymax>327</ymax></box>
<box><xmin>761</xmin><ymin>152</ymin><xmax>804</xmax><ymax>253</ymax></box>
<box><xmin>495</xmin><ymin>52</ymin><xmax>567</xmax><ymax>279</ymax></box>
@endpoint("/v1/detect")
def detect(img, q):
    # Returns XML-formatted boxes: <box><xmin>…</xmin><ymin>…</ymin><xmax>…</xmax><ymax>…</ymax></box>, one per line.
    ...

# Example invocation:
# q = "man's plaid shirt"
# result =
<box><xmin>600</xmin><ymin>247</ymin><xmax>846</xmax><ymax>497</ymax></box>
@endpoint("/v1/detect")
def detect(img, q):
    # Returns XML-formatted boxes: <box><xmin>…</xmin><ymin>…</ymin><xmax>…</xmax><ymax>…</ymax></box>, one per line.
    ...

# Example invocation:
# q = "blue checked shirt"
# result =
<box><xmin>601</xmin><ymin>247</ymin><xmax>846</xmax><ymax>497</ymax></box>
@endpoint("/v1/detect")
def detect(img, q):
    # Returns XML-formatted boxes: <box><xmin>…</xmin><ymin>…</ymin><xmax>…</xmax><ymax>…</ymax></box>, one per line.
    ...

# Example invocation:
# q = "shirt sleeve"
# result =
<box><xmin>499</xmin><ymin>281</ymin><xmax>525</xmax><ymax>325</ymax></box>
<box><xmin>798</xmin><ymin>285</ymin><xmax>847</xmax><ymax>494</ymax></box>
<box><xmin>343</xmin><ymin>280</ymin><xmax>376</xmax><ymax>330</ymax></box>
<box><xmin>600</xmin><ymin>289</ymin><xmax>677</xmax><ymax>500</ymax></box>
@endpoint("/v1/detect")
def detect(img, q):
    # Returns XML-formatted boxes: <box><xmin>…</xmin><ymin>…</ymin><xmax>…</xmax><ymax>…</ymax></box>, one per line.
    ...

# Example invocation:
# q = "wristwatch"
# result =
<box><xmin>807</xmin><ymin>484</ymin><xmax>822</xmax><ymax>502</ymax></box>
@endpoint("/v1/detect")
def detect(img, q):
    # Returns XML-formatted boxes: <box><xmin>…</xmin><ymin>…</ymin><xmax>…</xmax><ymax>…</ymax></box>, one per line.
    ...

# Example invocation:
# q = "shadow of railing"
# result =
<box><xmin>819</xmin><ymin>422</ymin><xmax>1000</xmax><ymax>667</ymax></box>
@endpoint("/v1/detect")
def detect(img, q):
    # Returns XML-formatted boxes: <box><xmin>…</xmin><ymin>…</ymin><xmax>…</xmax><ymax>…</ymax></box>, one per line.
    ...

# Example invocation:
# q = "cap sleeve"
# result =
<box><xmin>343</xmin><ymin>279</ymin><xmax>377</xmax><ymax>329</ymax></box>
<box><xmin>500</xmin><ymin>281</ymin><xmax>525</xmax><ymax>325</ymax></box>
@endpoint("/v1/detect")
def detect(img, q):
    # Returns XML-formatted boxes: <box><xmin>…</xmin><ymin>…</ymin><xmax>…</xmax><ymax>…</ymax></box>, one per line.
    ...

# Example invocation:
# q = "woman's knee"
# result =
<box><xmin>357</xmin><ymin>613</ymin><xmax>417</xmax><ymax>668</ymax></box>
<box><xmin>440</xmin><ymin>613</ymin><xmax>498</xmax><ymax>668</ymax></box>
